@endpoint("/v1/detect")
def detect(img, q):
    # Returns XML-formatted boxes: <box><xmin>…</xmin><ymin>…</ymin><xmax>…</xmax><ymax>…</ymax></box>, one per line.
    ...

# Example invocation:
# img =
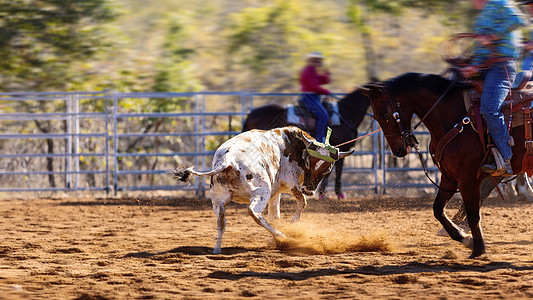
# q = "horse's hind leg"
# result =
<box><xmin>334</xmin><ymin>158</ymin><xmax>345</xmax><ymax>198</ymax></box>
<box><xmin>433</xmin><ymin>175</ymin><xmax>473</xmax><ymax>247</ymax></box>
<box><xmin>317</xmin><ymin>172</ymin><xmax>331</xmax><ymax>199</ymax></box>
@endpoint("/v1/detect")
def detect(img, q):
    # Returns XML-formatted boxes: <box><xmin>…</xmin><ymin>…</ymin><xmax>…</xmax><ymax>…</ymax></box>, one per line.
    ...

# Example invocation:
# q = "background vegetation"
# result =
<box><xmin>0</xmin><ymin>0</ymin><xmax>481</xmax><ymax>94</ymax></box>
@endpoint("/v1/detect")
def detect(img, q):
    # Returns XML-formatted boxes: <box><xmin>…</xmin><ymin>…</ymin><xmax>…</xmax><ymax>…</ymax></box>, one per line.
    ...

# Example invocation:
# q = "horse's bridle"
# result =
<box><xmin>380</xmin><ymin>87</ymin><xmax>419</xmax><ymax>149</ymax></box>
<box><xmin>379</xmin><ymin>77</ymin><xmax>458</xmax><ymax>150</ymax></box>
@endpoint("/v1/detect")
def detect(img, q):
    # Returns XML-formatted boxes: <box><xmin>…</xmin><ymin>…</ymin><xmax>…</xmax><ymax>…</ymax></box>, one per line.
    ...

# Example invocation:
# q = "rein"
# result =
<box><xmin>381</xmin><ymin>83</ymin><xmax>460</xmax><ymax>193</ymax></box>
<box><xmin>413</xmin><ymin>79</ymin><xmax>457</xmax><ymax>131</ymax></box>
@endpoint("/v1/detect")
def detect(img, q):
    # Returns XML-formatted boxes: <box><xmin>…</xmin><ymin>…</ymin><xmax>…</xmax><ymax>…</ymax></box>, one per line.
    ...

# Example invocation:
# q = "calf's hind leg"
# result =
<box><xmin>212</xmin><ymin>197</ymin><xmax>230</xmax><ymax>254</ymax></box>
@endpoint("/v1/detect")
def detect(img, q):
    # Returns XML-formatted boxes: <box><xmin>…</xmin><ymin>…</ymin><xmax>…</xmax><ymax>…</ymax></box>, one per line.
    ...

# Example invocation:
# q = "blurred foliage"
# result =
<box><xmin>0</xmin><ymin>0</ymin><xmax>116</xmax><ymax>91</ymax></box>
<box><xmin>0</xmin><ymin>0</ymin><xmax>483</xmax><ymax>94</ymax></box>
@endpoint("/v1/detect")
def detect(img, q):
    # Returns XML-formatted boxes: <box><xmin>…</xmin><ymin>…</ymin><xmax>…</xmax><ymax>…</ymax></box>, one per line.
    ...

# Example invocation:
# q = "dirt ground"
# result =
<box><xmin>1</xmin><ymin>193</ymin><xmax>533</xmax><ymax>300</ymax></box>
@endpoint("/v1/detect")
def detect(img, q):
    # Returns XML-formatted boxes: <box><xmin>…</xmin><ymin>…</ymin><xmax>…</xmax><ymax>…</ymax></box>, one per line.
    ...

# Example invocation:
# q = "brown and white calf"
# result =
<box><xmin>170</xmin><ymin>126</ymin><xmax>353</xmax><ymax>254</ymax></box>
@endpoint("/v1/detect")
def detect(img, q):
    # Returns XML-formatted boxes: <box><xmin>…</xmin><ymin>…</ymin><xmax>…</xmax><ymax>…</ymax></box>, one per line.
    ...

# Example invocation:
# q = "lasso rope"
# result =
<box><xmin>334</xmin><ymin>128</ymin><xmax>382</xmax><ymax>148</ymax></box>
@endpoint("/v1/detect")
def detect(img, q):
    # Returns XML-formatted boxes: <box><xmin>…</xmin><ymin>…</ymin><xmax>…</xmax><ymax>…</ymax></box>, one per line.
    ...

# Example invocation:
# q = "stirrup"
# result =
<box><xmin>488</xmin><ymin>148</ymin><xmax>508</xmax><ymax>177</ymax></box>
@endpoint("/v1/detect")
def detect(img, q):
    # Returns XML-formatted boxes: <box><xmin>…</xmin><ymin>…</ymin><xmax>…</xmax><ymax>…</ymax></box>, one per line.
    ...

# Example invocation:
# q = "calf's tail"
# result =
<box><xmin>169</xmin><ymin>164</ymin><xmax>230</xmax><ymax>182</ymax></box>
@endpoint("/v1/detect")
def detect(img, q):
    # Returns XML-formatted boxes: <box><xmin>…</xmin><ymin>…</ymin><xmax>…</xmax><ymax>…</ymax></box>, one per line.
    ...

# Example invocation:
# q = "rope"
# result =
<box><xmin>334</xmin><ymin>128</ymin><xmax>382</xmax><ymax>148</ymax></box>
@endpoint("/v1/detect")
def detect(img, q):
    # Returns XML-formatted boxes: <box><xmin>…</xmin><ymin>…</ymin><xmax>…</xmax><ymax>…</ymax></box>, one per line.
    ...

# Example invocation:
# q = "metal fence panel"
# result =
<box><xmin>0</xmin><ymin>91</ymin><xmax>439</xmax><ymax>195</ymax></box>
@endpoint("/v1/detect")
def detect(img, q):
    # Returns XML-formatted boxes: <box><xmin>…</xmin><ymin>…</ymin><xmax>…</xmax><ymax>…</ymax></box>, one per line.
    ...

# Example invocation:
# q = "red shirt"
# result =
<box><xmin>299</xmin><ymin>65</ymin><xmax>331</xmax><ymax>95</ymax></box>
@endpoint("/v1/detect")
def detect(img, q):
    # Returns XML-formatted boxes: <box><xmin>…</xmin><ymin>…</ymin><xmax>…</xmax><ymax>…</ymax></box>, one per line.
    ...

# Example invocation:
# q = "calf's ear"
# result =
<box><xmin>299</xmin><ymin>130</ymin><xmax>314</xmax><ymax>147</ymax></box>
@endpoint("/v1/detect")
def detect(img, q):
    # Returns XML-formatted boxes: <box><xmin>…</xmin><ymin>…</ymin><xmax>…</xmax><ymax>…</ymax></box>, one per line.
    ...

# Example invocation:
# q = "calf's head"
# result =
<box><xmin>300</xmin><ymin>132</ymin><xmax>354</xmax><ymax>196</ymax></box>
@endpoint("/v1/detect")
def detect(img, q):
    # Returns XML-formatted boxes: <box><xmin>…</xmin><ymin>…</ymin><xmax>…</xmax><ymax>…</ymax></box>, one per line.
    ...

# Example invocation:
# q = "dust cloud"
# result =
<box><xmin>273</xmin><ymin>219</ymin><xmax>392</xmax><ymax>255</ymax></box>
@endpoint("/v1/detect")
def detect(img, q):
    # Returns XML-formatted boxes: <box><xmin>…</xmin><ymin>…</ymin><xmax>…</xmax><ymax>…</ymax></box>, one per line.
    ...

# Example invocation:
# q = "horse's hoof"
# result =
<box><xmin>318</xmin><ymin>193</ymin><xmax>327</xmax><ymax>200</ymax></box>
<box><xmin>468</xmin><ymin>250</ymin><xmax>486</xmax><ymax>259</ymax></box>
<box><xmin>337</xmin><ymin>193</ymin><xmax>345</xmax><ymax>200</ymax></box>
<box><xmin>212</xmin><ymin>248</ymin><xmax>222</xmax><ymax>255</ymax></box>
<box><xmin>461</xmin><ymin>235</ymin><xmax>474</xmax><ymax>249</ymax></box>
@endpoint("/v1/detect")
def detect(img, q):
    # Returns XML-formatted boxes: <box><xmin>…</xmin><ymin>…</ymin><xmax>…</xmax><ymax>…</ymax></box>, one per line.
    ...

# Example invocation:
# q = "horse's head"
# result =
<box><xmin>362</xmin><ymin>82</ymin><xmax>417</xmax><ymax>158</ymax></box>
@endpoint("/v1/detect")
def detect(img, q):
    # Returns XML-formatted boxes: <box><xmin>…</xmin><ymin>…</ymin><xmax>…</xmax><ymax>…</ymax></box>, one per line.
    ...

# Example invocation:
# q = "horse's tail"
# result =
<box><xmin>169</xmin><ymin>164</ymin><xmax>230</xmax><ymax>182</ymax></box>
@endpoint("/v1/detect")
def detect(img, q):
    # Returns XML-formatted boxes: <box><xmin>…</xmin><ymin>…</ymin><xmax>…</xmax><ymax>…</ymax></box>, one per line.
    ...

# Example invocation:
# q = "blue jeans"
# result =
<box><xmin>522</xmin><ymin>52</ymin><xmax>533</xmax><ymax>71</ymax></box>
<box><xmin>301</xmin><ymin>93</ymin><xmax>329</xmax><ymax>143</ymax></box>
<box><xmin>479</xmin><ymin>61</ymin><xmax>516</xmax><ymax>161</ymax></box>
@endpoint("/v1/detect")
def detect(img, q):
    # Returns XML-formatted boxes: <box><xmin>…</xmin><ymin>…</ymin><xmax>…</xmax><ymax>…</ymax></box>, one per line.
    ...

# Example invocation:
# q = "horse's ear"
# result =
<box><xmin>358</xmin><ymin>86</ymin><xmax>370</xmax><ymax>97</ymax></box>
<box><xmin>360</xmin><ymin>83</ymin><xmax>384</xmax><ymax>97</ymax></box>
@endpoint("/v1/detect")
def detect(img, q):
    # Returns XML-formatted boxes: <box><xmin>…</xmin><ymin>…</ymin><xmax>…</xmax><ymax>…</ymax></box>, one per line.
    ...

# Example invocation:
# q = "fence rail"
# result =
<box><xmin>0</xmin><ymin>91</ymin><xmax>439</xmax><ymax>195</ymax></box>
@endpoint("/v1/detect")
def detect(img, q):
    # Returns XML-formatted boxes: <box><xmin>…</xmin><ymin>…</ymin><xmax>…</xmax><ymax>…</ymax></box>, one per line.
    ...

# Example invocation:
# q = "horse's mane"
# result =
<box><xmin>385</xmin><ymin>72</ymin><xmax>466</xmax><ymax>95</ymax></box>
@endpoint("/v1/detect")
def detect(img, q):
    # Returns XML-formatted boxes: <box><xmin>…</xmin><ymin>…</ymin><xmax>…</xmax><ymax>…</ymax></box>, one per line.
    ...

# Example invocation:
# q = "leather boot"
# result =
<box><xmin>502</xmin><ymin>159</ymin><xmax>513</xmax><ymax>177</ymax></box>
<box><xmin>480</xmin><ymin>159</ymin><xmax>513</xmax><ymax>176</ymax></box>
<box><xmin>480</xmin><ymin>163</ymin><xmax>497</xmax><ymax>174</ymax></box>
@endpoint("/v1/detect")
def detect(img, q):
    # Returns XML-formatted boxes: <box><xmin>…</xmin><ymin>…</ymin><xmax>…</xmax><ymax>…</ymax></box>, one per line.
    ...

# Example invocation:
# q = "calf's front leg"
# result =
<box><xmin>248</xmin><ymin>190</ymin><xmax>285</xmax><ymax>238</ymax></box>
<box><xmin>290</xmin><ymin>187</ymin><xmax>307</xmax><ymax>223</ymax></box>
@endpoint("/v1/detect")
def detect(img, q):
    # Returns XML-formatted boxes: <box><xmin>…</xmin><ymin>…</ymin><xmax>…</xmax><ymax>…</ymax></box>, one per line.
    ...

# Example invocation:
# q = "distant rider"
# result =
<box><xmin>299</xmin><ymin>51</ymin><xmax>331</xmax><ymax>143</ymax></box>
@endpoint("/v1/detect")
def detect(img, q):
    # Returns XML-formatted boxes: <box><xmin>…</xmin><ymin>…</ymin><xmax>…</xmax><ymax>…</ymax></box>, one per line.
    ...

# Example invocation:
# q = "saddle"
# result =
<box><xmin>464</xmin><ymin>70</ymin><xmax>533</xmax><ymax>175</ymax></box>
<box><xmin>290</xmin><ymin>97</ymin><xmax>341</xmax><ymax>128</ymax></box>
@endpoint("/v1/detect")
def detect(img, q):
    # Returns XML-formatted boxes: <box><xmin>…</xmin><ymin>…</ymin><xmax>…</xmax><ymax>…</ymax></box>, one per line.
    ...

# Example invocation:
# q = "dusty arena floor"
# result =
<box><xmin>0</xmin><ymin>194</ymin><xmax>533</xmax><ymax>299</ymax></box>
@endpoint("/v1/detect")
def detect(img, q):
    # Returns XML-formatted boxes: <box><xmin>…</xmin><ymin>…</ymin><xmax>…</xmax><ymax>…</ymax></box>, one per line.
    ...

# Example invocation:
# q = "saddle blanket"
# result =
<box><xmin>286</xmin><ymin>102</ymin><xmax>341</xmax><ymax>128</ymax></box>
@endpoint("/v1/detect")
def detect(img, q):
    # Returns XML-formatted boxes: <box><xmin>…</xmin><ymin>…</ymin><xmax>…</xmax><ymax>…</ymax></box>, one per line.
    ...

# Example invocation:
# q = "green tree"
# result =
<box><xmin>225</xmin><ymin>0</ymin><xmax>359</xmax><ymax>92</ymax></box>
<box><xmin>347</xmin><ymin>0</ymin><xmax>469</xmax><ymax>81</ymax></box>
<box><xmin>0</xmin><ymin>0</ymin><xmax>116</xmax><ymax>188</ymax></box>
<box><xmin>0</xmin><ymin>0</ymin><xmax>116</xmax><ymax>91</ymax></box>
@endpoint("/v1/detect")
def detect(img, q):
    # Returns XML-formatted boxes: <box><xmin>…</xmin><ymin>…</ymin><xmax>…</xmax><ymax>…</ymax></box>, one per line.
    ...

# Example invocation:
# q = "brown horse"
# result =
<box><xmin>363</xmin><ymin>72</ymin><xmax>528</xmax><ymax>258</ymax></box>
<box><xmin>242</xmin><ymin>89</ymin><xmax>371</xmax><ymax>198</ymax></box>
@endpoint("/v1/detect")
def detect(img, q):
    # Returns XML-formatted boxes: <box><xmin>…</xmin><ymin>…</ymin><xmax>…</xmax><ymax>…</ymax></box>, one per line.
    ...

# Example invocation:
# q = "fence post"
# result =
<box><xmin>194</xmin><ymin>94</ymin><xmax>201</xmax><ymax>197</ymax></box>
<box><xmin>113</xmin><ymin>92</ymin><xmax>119</xmax><ymax>196</ymax></box>
<box><xmin>372</xmin><ymin>120</ymin><xmax>379</xmax><ymax>194</ymax></box>
<box><xmin>105</xmin><ymin>91</ymin><xmax>110</xmax><ymax>195</ymax></box>
<box><xmin>66</xmin><ymin>94</ymin><xmax>73</xmax><ymax>189</ymax></box>
<box><xmin>381</xmin><ymin>130</ymin><xmax>386</xmax><ymax>195</ymax></box>
<box><xmin>74</xmin><ymin>94</ymin><xmax>80</xmax><ymax>189</ymax></box>
<box><xmin>199</xmin><ymin>94</ymin><xmax>206</xmax><ymax>198</ymax></box>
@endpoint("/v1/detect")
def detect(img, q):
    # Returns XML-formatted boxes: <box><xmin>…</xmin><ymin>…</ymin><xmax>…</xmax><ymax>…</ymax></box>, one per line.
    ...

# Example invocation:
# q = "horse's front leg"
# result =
<box><xmin>433</xmin><ymin>174</ymin><xmax>472</xmax><ymax>246</ymax></box>
<box><xmin>458</xmin><ymin>179</ymin><xmax>486</xmax><ymax>258</ymax></box>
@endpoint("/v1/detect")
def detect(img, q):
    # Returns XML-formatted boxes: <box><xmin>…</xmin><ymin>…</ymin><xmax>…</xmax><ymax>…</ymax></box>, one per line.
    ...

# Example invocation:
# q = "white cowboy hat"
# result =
<box><xmin>306</xmin><ymin>51</ymin><xmax>325</xmax><ymax>60</ymax></box>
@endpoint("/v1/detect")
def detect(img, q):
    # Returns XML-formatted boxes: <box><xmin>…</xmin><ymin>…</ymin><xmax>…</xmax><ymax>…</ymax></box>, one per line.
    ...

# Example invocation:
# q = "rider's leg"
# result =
<box><xmin>301</xmin><ymin>93</ymin><xmax>329</xmax><ymax>143</ymax></box>
<box><xmin>480</xmin><ymin>61</ymin><xmax>516</xmax><ymax>174</ymax></box>
<box><xmin>522</xmin><ymin>52</ymin><xmax>533</xmax><ymax>72</ymax></box>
